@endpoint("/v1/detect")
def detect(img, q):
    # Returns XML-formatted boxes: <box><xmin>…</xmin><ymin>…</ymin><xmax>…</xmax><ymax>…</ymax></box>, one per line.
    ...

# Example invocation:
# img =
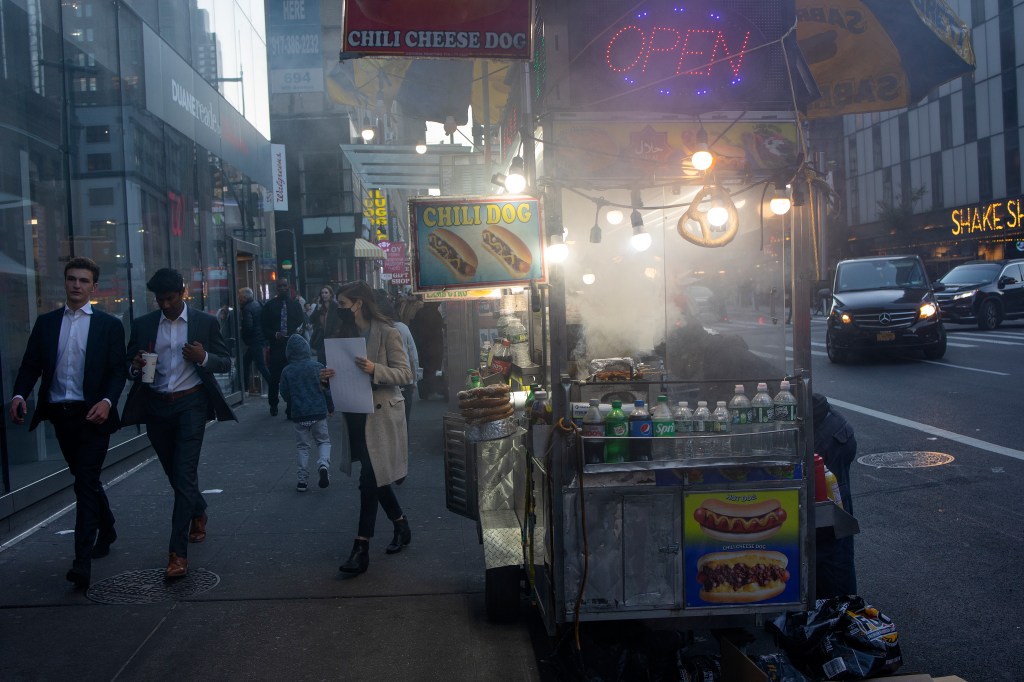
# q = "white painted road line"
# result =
<box><xmin>945</xmin><ymin>335</ymin><xmax>1024</xmax><ymax>346</ymax></box>
<box><xmin>915</xmin><ymin>360</ymin><xmax>1009</xmax><ymax>375</ymax></box>
<box><xmin>829</xmin><ymin>398</ymin><xmax>1024</xmax><ymax>462</ymax></box>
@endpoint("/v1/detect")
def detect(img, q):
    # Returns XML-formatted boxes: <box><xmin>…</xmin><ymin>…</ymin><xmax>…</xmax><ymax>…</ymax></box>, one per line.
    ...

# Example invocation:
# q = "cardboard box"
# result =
<box><xmin>719</xmin><ymin>638</ymin><xmax>968</xmax><ymax>682</ymax></box>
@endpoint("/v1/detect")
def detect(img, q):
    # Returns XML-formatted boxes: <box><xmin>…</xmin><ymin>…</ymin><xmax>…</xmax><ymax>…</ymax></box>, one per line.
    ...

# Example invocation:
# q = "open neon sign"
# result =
<box><xmin>603</xmin><ymin>8</ymin><xmax>753</xmax><ymax>97</ymax></box>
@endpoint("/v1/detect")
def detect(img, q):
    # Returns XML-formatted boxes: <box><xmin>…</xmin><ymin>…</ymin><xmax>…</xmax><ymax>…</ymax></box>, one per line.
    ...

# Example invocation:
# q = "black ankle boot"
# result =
<box><xmin>339</xmin><ymin>539</ymin><xmax>369</xmax><ymax>575</ymax></box>
<box><xmin>385</xmin><ymin>517</ymin><xmax>412</xmax><ymax>554</ymax></box>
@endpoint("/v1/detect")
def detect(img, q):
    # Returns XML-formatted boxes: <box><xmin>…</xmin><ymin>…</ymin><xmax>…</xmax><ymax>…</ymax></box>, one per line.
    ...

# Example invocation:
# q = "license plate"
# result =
<box><xmin>876</xmin><ymin>331</ymin><xmax>896</xmax><ymax>341</ymax></box>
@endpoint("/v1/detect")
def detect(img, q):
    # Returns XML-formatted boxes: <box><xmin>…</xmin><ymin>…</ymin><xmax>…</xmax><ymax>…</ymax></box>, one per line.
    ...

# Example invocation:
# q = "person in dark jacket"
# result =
<box><xmin>409</xmin><ymin>301</ymin><xmax>444</xmax><ymax>399</ymax></box>
<box><xmin>813</xmin><ymin>393</ymin><xmax>858</xmax><ymax>599</ymax></box>
<box><xmin>261</xmin><ymin>281</ymin><xmax>306</xmax><ymax>416</ymax></box>
<box><xmin>309</xmin><ymin>284</ymin><xmax>343</xmax><ymax>364</ymax></box>
<box><xmin>238</xmin><ymin>287</ymin><xmax>269</xmax><ymax>394</ymax></box>
<box><xmin>280</xmin><ymin>334</ymin><xmax>334</xmax><ymax>492</ymax></box>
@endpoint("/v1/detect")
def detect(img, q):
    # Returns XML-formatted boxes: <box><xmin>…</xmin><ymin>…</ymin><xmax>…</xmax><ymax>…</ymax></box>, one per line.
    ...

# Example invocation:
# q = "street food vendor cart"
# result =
<box><xmin>417</xmin><ymin>0</ymin><xmax>859</xmax><ymax>631</ymax></box>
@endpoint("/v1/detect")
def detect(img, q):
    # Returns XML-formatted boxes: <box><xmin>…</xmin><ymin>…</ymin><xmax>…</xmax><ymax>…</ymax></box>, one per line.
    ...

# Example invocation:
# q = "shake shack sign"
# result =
<box><xmin>950</xmin><ymin>196</ymin><xmax>1024</xmax><ymax>237</ymax></box>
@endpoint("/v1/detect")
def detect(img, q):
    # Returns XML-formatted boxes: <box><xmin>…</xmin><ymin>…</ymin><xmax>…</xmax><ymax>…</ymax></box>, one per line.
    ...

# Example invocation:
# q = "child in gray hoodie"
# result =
<box><xmin>279</xmin><ymin>334</ymin><xmax>334</xmax><ymax>491</ymax></box>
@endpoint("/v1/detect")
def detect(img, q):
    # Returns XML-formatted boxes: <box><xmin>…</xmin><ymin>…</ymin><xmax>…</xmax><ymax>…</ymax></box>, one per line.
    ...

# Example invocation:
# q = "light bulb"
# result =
<box><xmin>361</xmin><ymin>127</ymin><xmax>375</xmax><ymax>142</ymax></box>
<box><xmin>770</xmin><ymin>186</ymin><xmax>792</xmax><ymax>215</ymax></box>
<box><xmin>692</xmin><ymin>148</ymin><xmax>713</xmax><ymax>171</ymax></box>
<box><xmin>630</xmin><ymin>230</ymin><xmax>652</xmax><ymax>252</ymax></box>
<box><xmin>504</xmin><ymin>172</ymin><xmax>526</xmax><ymax>194</ymax></box>
<box><xmin>582</xmin><ymin>272</ymin><xmax>596</xmax><ymax>285</ymax></box>
<box><xmin>605</xmin><ymin>208</ymin><xmax>623</xmax><ymax>225</ymax></box>
<box><xmin>415</xmin><ymin>141</ymin><xmax>427</xmax><ymax>154</ymax></box>
<box><xmin>547</xmin><ymin>240</ymin><xmax>569</xmax><ymax>263</ymax></box>
<box><xmin>708</xmin><ymin>205</ymin><xmax>729</xmax><ymax>227</ymax></box>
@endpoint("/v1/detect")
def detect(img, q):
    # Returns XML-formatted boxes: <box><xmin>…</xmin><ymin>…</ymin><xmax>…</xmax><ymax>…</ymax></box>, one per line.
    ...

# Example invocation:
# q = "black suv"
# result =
<box><xmin>934</xmin><ymin>260</ymin><xmax>1024</xmax><ymax>330</ymax></box>
<box><xmin>826</xmin><ymin>255</ymin><xmax>946</xmax><ymax>363</ymax></box>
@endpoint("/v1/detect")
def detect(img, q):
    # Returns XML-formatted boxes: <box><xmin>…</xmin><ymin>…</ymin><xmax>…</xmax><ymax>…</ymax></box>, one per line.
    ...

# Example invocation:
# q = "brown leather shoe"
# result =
<box><xmin>188</xmin><ymin>513</ymin><xmax>208</xmax><ymax>543</ymax></box>
<box><xmin>165</xmin><ymin>552</ymin><xmax>188</xmax><ymax>579</ymax></box>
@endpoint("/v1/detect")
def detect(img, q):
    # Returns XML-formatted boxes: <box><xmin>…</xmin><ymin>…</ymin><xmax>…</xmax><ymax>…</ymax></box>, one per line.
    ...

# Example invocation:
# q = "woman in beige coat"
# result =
<box><xmin>325</xmin><ymin>281</ymin><xmax>413</xmax><ymax>576</ymax></box>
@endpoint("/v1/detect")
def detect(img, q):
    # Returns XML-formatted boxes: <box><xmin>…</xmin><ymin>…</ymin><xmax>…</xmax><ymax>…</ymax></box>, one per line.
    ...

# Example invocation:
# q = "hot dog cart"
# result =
<box><xmin>433</xmin><ymin>106</ymin><xmax>861</xmax><ymax>629</ymax></box>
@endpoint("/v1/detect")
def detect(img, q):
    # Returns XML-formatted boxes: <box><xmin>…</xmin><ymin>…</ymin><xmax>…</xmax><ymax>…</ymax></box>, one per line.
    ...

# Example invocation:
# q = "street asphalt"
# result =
<box><xmin>0</xmin><ymin>395</ymin><xmax>543</xmax><ymax>682</ymax></box>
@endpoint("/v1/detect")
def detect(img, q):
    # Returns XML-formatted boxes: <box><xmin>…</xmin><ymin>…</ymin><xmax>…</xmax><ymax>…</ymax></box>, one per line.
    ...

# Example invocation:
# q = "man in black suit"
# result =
<box><xmin>9</xmin><ymin>257</ymin><xmax>127</xmax><ymax>589</ymax></box>
<box><xmin>260</xmin><ymin>280</ymin><xmax>305</xmax><ymax>416</ymax></box>
<box><xmin>122</xmin><ymin>268</ymin><xmax>236</xmax><ymax>579</ymax></box>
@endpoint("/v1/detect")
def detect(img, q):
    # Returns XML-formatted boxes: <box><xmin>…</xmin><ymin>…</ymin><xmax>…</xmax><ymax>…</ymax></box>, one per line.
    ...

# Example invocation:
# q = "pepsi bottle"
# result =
<box><xmin>628</xmin><ymin>399</ymin><xmax>653</xmax><ymax>461</ymax></box>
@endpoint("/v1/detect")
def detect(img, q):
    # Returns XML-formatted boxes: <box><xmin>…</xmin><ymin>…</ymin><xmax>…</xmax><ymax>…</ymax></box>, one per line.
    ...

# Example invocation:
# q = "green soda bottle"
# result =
<box><xmin>603</xmin><ymin>400</ymin><xmax>628</xmax><ymax>463</ymax></box>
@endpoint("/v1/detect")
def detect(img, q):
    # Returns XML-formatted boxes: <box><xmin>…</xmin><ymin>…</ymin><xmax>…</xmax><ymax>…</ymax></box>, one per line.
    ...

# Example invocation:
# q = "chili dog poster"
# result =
<box><xmin>409</xmin><ymin>196</ymin><xmax>545</xmax><ymax>291</ymax></box>
<box><xmin>683</xmin><ymin>489</ymin><xmax>801</xmax><ymax>608</ymax></box>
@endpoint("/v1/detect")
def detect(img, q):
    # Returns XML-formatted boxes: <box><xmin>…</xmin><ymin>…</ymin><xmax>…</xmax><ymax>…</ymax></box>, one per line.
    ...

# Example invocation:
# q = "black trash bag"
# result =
<box><xmin>767</xmin><ymin>596</ymin><xmax>902</xmax><ymax>680</ymax></box>
<box><xmin>750</xmin><ymin>653</ymin><xmax>811</xmax><ymax>682</ymax></box>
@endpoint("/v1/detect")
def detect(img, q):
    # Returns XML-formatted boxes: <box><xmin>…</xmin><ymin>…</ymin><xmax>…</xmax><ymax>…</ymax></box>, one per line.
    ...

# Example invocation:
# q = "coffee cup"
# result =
<box><xmin>141</xmin><ymin>352</ymin><xmax>158</xmax><ymax>383</ymax></box>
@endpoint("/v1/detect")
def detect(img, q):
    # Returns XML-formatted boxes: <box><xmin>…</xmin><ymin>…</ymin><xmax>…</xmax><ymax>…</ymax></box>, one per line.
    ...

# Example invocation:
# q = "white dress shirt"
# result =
<box><xmin>49</xmin><ymin>303</ymin><xmax>92</xmax><ymax>403</ymax></box>
<box><xmin>151</xmin><ymin>306</ymin><xmax>204</xmax><ymax>394</ymax></box>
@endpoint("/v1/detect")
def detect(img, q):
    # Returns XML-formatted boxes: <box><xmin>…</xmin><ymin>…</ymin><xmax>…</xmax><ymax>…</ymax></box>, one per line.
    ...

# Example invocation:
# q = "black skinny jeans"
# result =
<box><xmin>343</xmin><ymin>412</ymin><xmax>403</xmax><ymax>539</ymax></box>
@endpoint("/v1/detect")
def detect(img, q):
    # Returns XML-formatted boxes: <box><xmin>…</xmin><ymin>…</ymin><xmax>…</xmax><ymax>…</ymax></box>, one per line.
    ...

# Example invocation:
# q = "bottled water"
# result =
<box><xmin>651</xmin><ymin>395</ymin><xmax>675</xmax><ymax>460</ymax></box>
<box><xmin>773</xmin><ymin>380</ymin><xmax>798</xmax><ymax>453</ymax></box>
<box><xmin>692</xmin><ymin>401</ymin><xmax>713</xmax><ymax>457</ymax></box>
<box><xmin>712</xmin><ymin>400</ymin><xmax>732</xmax><ymax>456</ymax></box>
<box><xmin>672</xmin><ymin>401</ymin><xmax>694</xmax><ymax>459</ymax></box>
<box><xmin>751</xmin><ymin>382</ymin><xmax>774</xmax><ymax>454</ymax></box>
<box><xmin>727</xmin><ymin>384</ymin><xmax>752</xmax><ymax>454</ymax></box>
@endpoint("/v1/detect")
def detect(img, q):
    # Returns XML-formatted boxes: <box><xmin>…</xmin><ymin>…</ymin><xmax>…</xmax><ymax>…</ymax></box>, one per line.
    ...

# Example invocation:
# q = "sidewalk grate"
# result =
<box><xmin>86</xmin><ymin>568</ymin><xmax>219</xmax><ymax>604</ymax></box>
<box><xmin>857</xmin><ymin>451</ymin><xmax>955</xmax><ymax>469</ymax></box>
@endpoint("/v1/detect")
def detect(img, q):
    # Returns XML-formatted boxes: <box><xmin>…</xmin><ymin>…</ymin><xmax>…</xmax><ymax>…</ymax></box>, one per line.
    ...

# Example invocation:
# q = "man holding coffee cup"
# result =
<box><xmin>9</xmin><ymin>257</ymin><xmax>127</xmax><ymax>589</ymax></box>
<box><xmin>122</xmin><ymin>268</ymin><xmax>236</xmax><ymax>579</ymax></box>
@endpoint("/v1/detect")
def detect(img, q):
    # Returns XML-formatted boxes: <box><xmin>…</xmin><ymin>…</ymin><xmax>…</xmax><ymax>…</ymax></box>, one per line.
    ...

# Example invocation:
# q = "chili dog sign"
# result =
<box><xmin>409</xmin><ymin>196</ymin><xmax>545</xmax><ymax>291</ymax></box>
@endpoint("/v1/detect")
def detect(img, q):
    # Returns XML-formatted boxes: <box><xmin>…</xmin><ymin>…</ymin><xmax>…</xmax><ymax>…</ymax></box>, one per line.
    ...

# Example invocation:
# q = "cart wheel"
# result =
<box><xmin>485</xmin><ymin>565</ymin><xmax>521</xmax><ymax>622</ymax></box>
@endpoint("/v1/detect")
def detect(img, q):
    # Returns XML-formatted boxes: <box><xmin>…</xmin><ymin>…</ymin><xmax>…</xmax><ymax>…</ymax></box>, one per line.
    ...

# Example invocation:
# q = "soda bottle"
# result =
<box><xmin>825</xmin><ymin>467</ymin><xmax>844</xmax><ymax>510</ymax></box>
<box><xmin>530</xmin><ymin>390</ymin><xmax>551</xmax><ymax>425</ymax></box>
<box><xmin>628</xmin><ymin>399</ymin><xmax>653</xmax><ymax>461</ymax></box>
<box><xmin>651</xmin><ymin>395</ymin><xmax>675</xmax><ymax>460</ymax></box>
<box><xmin>465</xmin><ymin>369</ymin><xmax>478</xmax><ymax>389</ymax></box>
<box><xmin>692</xmin><ymin>401</ymin><xmax>713</xmax><ymax>457</ymax></box>
<box><xmin>773</xmin><ymin>380</ymin><xmax>798</xmax><ymax>452</ymax></box>
<box><xmin>712</xmin><ymin>400</ymin><xmax>732</xmax><ymax>456</ymax></box>
<box><xmin>672</xmin><ymin>401</ymin><xmax>694</xmax><ymax>459</ymax></box>
<box><xmin>751</xmin><ymin>382</ymin><xmax>774</xmax><ymax>454</ymax></box>
<box><xmin>727</xmin><ymin>384</ymin><xmax>752</xmax><ymax>453</ymax></box>
<box><xmin>479</xmin><ymin>340</ymin><xmax>492</xmax><ymax>370</ymax></box>
<box><xmin>603</xmin><ymin>400</ymin><xmax>628</xmax><ymax>463</ymax></box>
<box><xmin>582</xmin><ymin>399</ymin><xmax>605</xmax><ymax>464</ymax></box>
<box><xmin>490</xmin><ymin>339</ymin><xmax>512</xmax><ymax>377</ymax></box>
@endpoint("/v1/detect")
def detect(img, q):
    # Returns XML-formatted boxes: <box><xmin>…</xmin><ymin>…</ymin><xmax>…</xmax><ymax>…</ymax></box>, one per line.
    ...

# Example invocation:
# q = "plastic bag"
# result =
<box><xmin>767</xmin><ymin>596</ymin><xmax>902</xmax><ymax>680</ymax></box>
<box><xmin>750</xmin><ymin>653</ymin><xmax>811</xmax><ymax>682</ymax></box>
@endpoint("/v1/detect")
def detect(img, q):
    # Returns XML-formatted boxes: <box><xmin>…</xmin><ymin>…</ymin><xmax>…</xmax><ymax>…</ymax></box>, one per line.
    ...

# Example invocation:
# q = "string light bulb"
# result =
<box><xmin>504</xmin><ymin>156</ymin><xmax>526</xmax><ymax>194</ymax></box>
<box><xmin>605</xmin><ymin>208</ymin><xmax>623</xmax><ymax>225</ymax></box>
<box><xmin>582</xmin><ymin>272</ymin><xmax>596</xmax><ymax>285</ymax></box>
<box><xmin>629</xmin><ymin>189</ymin><xmax>651</xmax><ymax>251</ymax></box>
<box><xmin>769</xmin><ymin>184</ymin><xmax>793</xmax><ymax>215</ymax></box>
<box><xmin>546</xmin><ymin>233</ymin><xmax>569</xmax><ymax>263</ymax></box>
<box><xmin>691</xmin><ymin>124</ymin><xmax>713</xmax><ymax>171</ymax></box>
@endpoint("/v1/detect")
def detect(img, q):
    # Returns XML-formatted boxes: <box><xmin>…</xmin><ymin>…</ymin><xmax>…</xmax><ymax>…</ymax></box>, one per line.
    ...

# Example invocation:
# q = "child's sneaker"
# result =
<box><xmin>318</xmin><ymin>466</ymin><xmax>330</xmax><ymax>489</ymax></box>
<box><xmin>296</xmin><ymin>481</ymin><xmax>308</xmax><ymax>492</ymax></box>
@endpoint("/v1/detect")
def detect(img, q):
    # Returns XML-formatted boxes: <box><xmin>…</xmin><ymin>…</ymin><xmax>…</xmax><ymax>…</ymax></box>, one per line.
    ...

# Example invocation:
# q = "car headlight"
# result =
<box><xmin>952</xmin><ymin>289</ymin><xmax>977</xmax><ymax>300</ymax></box>
<box><xmin>919</xmin><ymin>302</ymin><xmax>938</xmax><ymax>319</ymax></box>
<box><xmin>831</xmin><ymin>309</ymin><xmax>852</xmax><ymax>324</ymax></box>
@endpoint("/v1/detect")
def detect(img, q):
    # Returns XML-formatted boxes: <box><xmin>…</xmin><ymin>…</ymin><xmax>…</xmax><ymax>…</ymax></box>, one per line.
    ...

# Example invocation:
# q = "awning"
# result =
<box><xmin>354</xmin><ymin>238</ymin><xmax>386</xmax><ymax>259</ymax></box>
<box><xmin>340</xmin><ymin>144</ymin><xmax>479</xmax><ymax>190</ymax></box>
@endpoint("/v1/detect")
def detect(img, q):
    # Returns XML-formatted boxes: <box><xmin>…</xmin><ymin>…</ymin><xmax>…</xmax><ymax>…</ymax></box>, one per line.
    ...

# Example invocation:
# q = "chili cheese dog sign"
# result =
<box><xmin>409</xmin><ymin>196</ymin><xmax>545</xmax><ymax>291</ymax></box>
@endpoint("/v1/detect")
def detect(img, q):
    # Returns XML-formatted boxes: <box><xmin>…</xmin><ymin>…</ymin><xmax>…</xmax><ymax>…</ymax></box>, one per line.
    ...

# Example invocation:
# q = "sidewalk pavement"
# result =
<box><xmin>0</xmin><ymin>396</ymin><xmax>543</xmax><ymax>682</ymax></box>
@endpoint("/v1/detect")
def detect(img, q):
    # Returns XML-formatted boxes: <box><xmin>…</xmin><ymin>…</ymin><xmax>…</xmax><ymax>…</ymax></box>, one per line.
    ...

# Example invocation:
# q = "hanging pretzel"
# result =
<box><xmin>676</xmin><ymin>185</ymin><xmax>740</xmax><ymax>248</ymax></box>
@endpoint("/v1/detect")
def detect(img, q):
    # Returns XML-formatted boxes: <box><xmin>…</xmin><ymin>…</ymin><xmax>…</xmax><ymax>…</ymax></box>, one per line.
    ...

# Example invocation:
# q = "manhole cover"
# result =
<box><xmin>857</xmin><ymin>451</ymin><xmax>955</xmax><ymax>469</ymax></box>
<box><xmin>86</xmin><ymin>568</ymin><xmax>219</xmax><ymax>604</ymax></box>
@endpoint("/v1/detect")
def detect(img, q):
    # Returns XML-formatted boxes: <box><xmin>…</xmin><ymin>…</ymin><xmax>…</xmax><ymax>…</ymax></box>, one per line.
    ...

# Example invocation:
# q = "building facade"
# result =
<box><xmin>0</xmin><ymin>0</ymin><xmax>274</xmax><ymax>516</ymax></box>
<box><xmin>838</xmin><ymin>0</ymin><xmax>1024</xmax><ymax>277</ymax></box>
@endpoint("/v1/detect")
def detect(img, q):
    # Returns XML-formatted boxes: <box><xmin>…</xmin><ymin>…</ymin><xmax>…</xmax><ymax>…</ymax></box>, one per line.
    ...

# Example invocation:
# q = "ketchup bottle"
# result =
<box><xmin>813</xmin><ymin>453</ymin><xmax>828</xmax><ymax>502</ymax></box>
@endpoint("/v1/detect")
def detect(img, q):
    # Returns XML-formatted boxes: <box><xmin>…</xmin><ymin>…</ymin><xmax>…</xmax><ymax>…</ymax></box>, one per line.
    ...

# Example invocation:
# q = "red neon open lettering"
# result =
<box><xmin>605</xmin><ymin>24</ymin><xmax>750</xmax><ymax>79</ymax></box>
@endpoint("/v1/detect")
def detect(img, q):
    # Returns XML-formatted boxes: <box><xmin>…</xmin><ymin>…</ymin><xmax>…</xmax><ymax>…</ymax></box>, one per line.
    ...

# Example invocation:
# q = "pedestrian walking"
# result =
<box><xmin>321</xmin><ymin>280</ymin><xmax>413</xmax><ymax>577</ymax></box>
<box><xmin>812</xmin><ymin>393</ymin><xmax>858</xmax><ymax>599</ymax></box>
<box><xmin>121</xmin><ymin>268</ymin><xmax>236</xmax><ymax>579</ymax></box>
<box><xmin>238</xmin><ymin>287</ymin><xmax>269</xmax><ymax>394</ymax></box>
<box><xmin>409</xmin><ymin>301</ymin><xmax>443</xmax><ymax>399</ymax></box>
<box><xmin>374</xmin><ymin>290</ymin><xmax>420</xmax><ymax>426</ymax></box>
<box><xmin>279</xmin><ymin>333</ymin><xmax>334</xmax><ymax>492</ymax></box>
<box><xmin>309</xmin><ymin>284</ymin><xmax>343</xmax><ymax>364</ymax></box>
<box><xmin>261</xmin><ymin>281</ymin><xmax>305</xmax><ymax>417</ymax></box>
<box><xmin>8</xmin><ymin>257</ymin><xmax>127</xmax><ymax>589</ymax></box>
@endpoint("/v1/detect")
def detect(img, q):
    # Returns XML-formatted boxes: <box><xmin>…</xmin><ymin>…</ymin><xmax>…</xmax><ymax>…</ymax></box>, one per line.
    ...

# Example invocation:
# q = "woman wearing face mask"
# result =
<box><xmin>309</xmin><ymin>285</ymin><xmax>342</xmax><ymax>364</ymax></box>
<box><xmin>322</xmin><ymin>280</ymin><xmax>412</xmax><ymax>576</ymax></box>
